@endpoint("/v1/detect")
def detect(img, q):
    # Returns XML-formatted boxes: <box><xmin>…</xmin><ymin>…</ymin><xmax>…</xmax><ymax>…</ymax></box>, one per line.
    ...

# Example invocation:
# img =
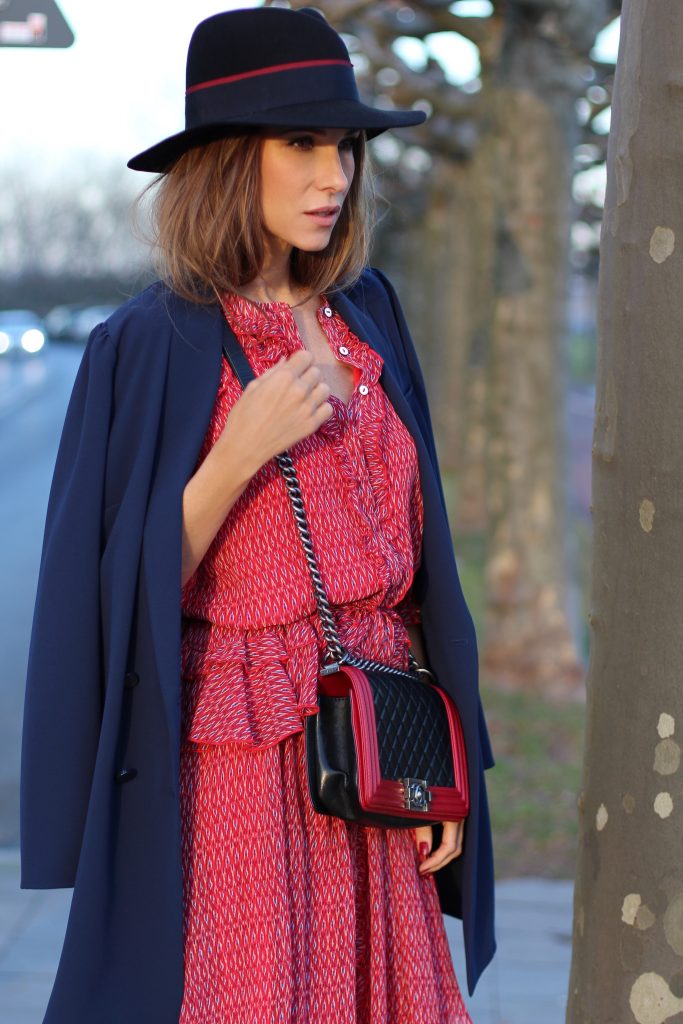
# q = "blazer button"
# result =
<box><xmin>114</xmin><ymin>767</ymin><xmax>138</xmax><ymax>784</ymax></box>
<box><xmin>124</xmin><ymin>671</ymin><xmax>140</xmax><ymax>689</ymax></box>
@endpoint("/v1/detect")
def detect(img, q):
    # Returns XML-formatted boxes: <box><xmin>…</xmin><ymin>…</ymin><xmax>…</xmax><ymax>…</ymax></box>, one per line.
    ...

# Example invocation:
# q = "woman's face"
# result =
<box><xmin>259</xmin><ymin>126</ymin><xmax>359</xmax><ymax>255</ymax></box>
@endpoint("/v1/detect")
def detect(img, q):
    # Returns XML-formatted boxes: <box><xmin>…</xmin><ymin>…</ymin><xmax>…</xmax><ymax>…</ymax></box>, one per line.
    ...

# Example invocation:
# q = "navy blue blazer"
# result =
<box><xmin>20</xmin><ymin>266</ymin><xmax>496</xmax><ymax>1022</ymax></box>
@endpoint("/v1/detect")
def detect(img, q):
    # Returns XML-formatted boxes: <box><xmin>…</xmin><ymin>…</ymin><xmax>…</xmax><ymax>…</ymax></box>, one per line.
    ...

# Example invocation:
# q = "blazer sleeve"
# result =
<box><xmin>20</xmin><ymin>324</ymin><xmax>117</xmax><ymax>888</ymax></box>
<box><xmin>368</xmin><ymin>266</ymin><xmax>496</xmax><ymax>772</ymax></box>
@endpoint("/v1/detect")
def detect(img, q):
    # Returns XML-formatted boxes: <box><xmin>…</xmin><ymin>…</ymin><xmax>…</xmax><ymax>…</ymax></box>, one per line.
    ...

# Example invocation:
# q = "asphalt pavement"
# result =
<box><xmin>0</xmin><ymin>844</ymin><xmax>573</xmax><ymax>1023</ymax></box>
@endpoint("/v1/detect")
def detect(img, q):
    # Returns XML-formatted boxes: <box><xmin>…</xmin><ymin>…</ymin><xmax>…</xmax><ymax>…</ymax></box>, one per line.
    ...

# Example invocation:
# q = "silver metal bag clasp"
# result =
<box><xmin>400</xmin><ymin>777</ymin><xmax>432</xmax><ymax>811</ymax></box>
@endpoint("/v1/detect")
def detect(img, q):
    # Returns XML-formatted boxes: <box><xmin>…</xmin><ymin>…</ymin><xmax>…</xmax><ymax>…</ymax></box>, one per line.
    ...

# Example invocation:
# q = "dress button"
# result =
<box><xmin>323</xmin><ymin>306</ymin><xmax>333</xmax><ymax>318</ymax></box>
<box><xmin>359</xmin><ymin>384</ymin><xmax>369</xmax><ymax>396</ymax></box>
<box><xmin>338</xmin><ymin>345</ymin><xmax>349</xmax><ymax>356</ymax></box>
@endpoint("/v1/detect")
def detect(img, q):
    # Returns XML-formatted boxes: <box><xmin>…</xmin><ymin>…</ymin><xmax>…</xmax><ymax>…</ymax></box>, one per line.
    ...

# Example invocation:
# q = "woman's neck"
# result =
<box><xmin>236</xmin><ymin>270</ymin><xmax>318</xmax><ymax>310</ymax></box>
<box><xmin>236</xmin><ymin>241</ymin><xmax>316</xmax><ymax>307</ymax></box>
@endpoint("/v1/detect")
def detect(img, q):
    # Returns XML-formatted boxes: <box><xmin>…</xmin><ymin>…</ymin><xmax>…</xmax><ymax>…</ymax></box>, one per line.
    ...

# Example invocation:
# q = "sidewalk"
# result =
<box><xmin>0</xmin><ymin>846</ymin><xmax>573</xmax><ymax>1022</ymax></box>
<box><xmin>448</xmin><ymin>878</ymin><xmax>573</xmax><ymax>1023</ymax></box>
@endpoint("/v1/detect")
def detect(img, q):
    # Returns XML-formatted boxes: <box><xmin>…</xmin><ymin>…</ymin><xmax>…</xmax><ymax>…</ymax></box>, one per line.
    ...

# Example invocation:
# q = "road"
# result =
<box><xmin>0</xmin><ymin>344</ymin><xmax>84</xmax><ymax>845</ymax></box>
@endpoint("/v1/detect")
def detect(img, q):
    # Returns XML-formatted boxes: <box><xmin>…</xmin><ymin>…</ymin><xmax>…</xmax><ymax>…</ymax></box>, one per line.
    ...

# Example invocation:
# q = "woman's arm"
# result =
<box><xmin>181</xmin><ymin>435</ymin><xmax>255</xmax><ymax>587</ymax></box>
<box><xmin>181</xmin><ymin>347</ymin><xmax>333</xmax><ymax>587</ymax></box>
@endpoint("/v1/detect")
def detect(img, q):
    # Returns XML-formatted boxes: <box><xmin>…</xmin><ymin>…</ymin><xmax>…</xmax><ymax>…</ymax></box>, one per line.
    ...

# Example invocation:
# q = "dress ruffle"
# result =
<box><xmin>181</xmin><ymin>604</ymin><xmax>415</xmax><ymax>748</ymax></box>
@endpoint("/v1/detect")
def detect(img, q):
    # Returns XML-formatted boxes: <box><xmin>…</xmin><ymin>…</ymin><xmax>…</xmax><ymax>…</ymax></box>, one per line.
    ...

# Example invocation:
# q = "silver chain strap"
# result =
<box><xmin>273</xmin><ymin>450</ymin><xmax>431</xmax><ymax>683</ymax></box>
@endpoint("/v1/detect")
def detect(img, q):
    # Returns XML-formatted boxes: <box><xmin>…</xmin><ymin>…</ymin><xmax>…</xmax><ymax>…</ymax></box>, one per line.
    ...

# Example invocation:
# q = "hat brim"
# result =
<box><xmin>127</xmin><ymin>100</ymin><xmax>427</xmax><ymax>173</ymax></box>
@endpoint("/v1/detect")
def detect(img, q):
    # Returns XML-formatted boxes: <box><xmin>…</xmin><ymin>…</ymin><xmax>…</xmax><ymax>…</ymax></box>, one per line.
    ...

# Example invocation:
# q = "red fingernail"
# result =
<box><xmin>419</xmin><ymin>842</ymin><xmax>429</xmax><ymax>861</ymax></box>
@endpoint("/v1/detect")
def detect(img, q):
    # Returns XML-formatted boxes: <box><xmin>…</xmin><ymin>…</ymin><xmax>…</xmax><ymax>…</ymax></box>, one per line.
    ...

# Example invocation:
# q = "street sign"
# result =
<box><xmin>0</xmin><ymin>0</ymin><xmax>73</xmax><ymax>48</ymax></box>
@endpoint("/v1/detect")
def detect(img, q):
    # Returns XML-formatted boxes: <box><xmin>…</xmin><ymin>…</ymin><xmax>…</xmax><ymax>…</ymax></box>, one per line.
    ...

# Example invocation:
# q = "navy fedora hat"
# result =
<box><xmin>127</xmin><ymin>6</ymin><xmax>427</xmax><ymax>173</ymax></box>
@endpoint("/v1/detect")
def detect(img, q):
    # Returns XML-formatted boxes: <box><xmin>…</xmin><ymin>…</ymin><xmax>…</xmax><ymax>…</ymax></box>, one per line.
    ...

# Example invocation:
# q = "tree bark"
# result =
<box><xmin>567</xmin><ymin>1</ymin><xmax>683</xmax><ymax>1018</ymax></box>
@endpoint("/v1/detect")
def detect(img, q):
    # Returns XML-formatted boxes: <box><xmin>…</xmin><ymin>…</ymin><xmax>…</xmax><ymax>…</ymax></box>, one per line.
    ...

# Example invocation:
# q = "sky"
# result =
<box><xmin>1</xmin><ymin>0</ymin><xmax>262</xmax><ymax>178</ymax></box>
<box><xmin>1</xmin><ymin>1</ymin><xmax>619</xmax><ymax>183</ymax></box>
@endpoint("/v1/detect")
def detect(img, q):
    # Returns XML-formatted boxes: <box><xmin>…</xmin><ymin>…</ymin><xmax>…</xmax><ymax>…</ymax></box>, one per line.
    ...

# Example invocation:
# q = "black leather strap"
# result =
<box><xmin>221</xmin><ymin>316</ymin><xmax>256</xmax><ymax>389</ymax></box>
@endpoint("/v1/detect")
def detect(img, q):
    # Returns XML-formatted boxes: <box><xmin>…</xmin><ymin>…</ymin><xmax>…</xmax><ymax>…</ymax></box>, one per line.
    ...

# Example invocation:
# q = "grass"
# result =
<box><xmin>480</xmin><ymin>683</ymin><xmax>585</xmax><ymax>880</ymax></box>
<box><xmin>445</xmin><ymin>515</ymin><xmax>590</xmax><ymax>881</ymax></box>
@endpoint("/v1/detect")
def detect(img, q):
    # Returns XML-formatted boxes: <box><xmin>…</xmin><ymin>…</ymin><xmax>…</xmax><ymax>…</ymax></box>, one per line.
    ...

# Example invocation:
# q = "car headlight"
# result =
<box><xmin>21</xmin><ymin>328</ymin><xmax>46</xmax><ymax>353</ymax></box>
<box><xmin>0</xmin><ymin>332</ymin><xmax>10</xmax><ymax>354</ymax></box>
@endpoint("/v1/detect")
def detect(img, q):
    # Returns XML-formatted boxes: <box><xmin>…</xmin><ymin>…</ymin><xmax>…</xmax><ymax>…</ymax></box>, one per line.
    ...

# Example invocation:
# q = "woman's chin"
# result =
<box><xmin>294</xmin><ymin>236</ymin><xmax>335</xmax><ymax>253</ymax></box>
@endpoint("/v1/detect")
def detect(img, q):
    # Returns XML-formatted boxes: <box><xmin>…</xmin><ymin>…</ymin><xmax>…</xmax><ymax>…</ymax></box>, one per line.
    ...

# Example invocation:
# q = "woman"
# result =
<box><xmin>20</xmin><ymin>7</ymin><xmax>496</xmax><ymax>1023</ymax></box>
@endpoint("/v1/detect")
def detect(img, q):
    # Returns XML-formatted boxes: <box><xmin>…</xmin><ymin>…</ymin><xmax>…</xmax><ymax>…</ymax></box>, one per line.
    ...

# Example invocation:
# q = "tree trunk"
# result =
<box><xmin>567</xmin><ymin>1</ymin><xmax>683</xmax><ymax>1018</ymax></box>
<box><xmin>393</xmin><ymin>156</ymin><xmax>493</xmax><ymax>536</ymax></box>
<box><xmin>482</xmin><ymin>79</ymin><xmax>583</xmax><ymax>694</ymax></box>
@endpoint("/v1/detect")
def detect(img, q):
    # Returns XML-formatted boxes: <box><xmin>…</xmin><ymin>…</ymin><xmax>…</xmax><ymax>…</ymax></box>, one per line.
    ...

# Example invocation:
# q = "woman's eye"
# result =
<box><xmin>287</xmin><ymin>134</ymin><xmax>359</xmax><ymax>151</ymax></box>
<box><xmin>289</xmin><ymin>136</ymin><xmax>314</xmax><ymax>150</ymax></box>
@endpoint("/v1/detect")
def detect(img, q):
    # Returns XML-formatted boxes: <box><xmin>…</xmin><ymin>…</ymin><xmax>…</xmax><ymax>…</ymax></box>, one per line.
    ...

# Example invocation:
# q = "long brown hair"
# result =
<box><xmin>139</xmin><ymin>130</ymin><xmax>375</xmax><ymax>303</ymax></box>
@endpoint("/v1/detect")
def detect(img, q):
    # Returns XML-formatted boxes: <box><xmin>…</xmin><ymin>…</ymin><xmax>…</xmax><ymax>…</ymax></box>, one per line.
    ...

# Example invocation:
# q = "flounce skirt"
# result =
<box><xmin>179</xmin><ymin>728</ymin><xmax>472</xmax><ymax>1024</ymax></box>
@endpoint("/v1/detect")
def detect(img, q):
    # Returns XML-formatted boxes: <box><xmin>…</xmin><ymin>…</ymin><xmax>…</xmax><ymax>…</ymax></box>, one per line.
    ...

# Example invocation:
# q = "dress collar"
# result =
<box><xmin>216</xmin><ymin>287</ymin><xmax>383</xmax><ymax>386</ymax></box>
<box><xmin>219</xmin><ymin>289</ymin><xmax>329</xmax><ymax>342</ymax></box>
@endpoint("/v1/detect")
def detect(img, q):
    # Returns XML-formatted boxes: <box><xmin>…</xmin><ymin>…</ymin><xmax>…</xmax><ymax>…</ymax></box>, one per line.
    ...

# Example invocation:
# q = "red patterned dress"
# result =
<box><xmin>178</xmin><ymin>290</ymin><xmax>472</xmax><ymax>1024</ymax></box>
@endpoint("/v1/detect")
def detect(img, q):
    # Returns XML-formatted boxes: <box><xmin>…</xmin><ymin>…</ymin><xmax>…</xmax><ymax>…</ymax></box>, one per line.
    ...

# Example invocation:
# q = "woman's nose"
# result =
<box><xmin>319</xmin><ymin>145</ymin><xmax>352</xmax><ymax>193</ymax></box>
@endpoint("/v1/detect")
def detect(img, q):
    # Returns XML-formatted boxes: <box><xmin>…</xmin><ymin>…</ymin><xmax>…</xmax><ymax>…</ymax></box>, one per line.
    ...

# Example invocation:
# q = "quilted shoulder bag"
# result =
<box><xmin>221</xmin><ymin>317</ymin><xmax>469</xmax><ymax>830</ymax></box>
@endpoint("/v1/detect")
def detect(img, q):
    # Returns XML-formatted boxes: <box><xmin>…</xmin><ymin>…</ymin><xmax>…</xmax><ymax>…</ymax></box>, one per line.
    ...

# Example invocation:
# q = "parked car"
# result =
<box><xmin>0</xmin><ymin>309</ymin><xmax>48</xmax><ymax>357</ymax></box>
<box><xmin>44</xmin><ymin>303</ymin><xmax>82</xmax><ymax>341</ymax></box>
<box><xmin>69</xmin><ymin>305</ymin><xmax>118</xmax><ymax>344</ymax></box>
<box><xmin>45</xmin><ymin>302</ymin><xmax>118</xmax><ymax>344</ymax></box>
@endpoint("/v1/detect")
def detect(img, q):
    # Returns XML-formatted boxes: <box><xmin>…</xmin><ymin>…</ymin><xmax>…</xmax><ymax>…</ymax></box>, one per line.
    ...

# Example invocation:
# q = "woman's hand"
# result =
<box><xmin>415</xmin><ymin>821</ymin><xmax>465</xmax><ymax>875</ymax></box>
<box><xmin>217</xmin><ymin>348</ymin><xmax>333</xmax><ymax>476</ymax></box>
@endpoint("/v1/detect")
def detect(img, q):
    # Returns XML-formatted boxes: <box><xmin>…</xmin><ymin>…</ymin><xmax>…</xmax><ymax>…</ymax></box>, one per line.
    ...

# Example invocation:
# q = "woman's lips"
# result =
<box><xmin>305</xmin><ymin>207</ymin><xmax>340</xmax><ymax>226</ymax></box>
